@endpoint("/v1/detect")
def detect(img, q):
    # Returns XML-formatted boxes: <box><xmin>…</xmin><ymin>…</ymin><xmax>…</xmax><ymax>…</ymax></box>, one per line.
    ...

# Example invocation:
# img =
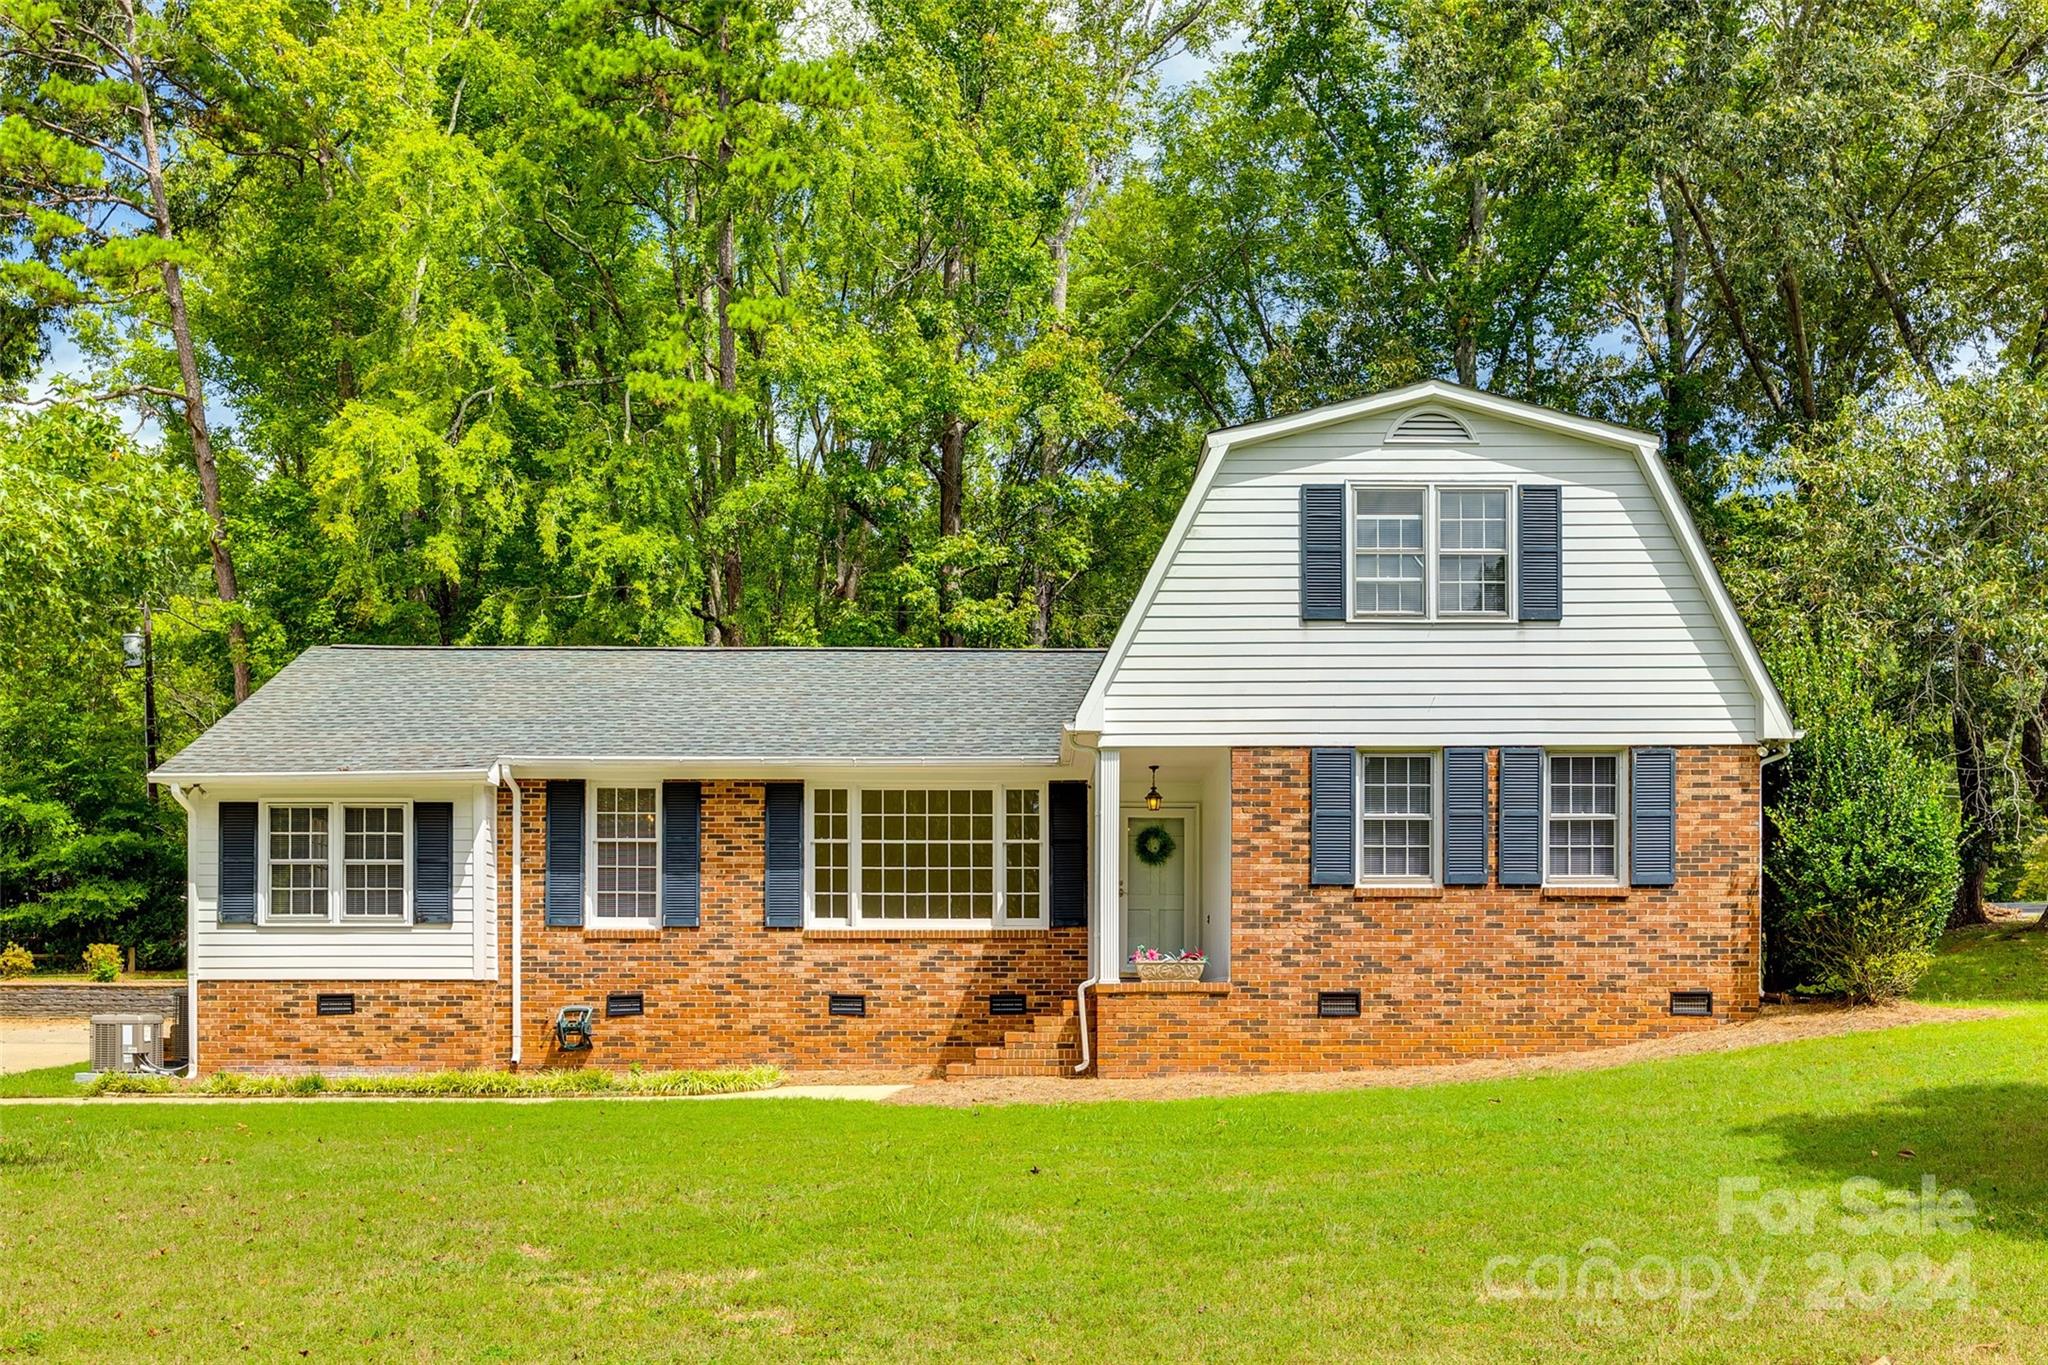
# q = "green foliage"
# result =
<box><xmin>0</xmin><ymin>941</ymin><xmax>30</xmax><ymax>977</ymax></box>
<box><xmin>1765</xmin><ymin>632</ymin><xmax>1961</xmax><ymax>1002</ymax></box>
<box><xmin>81</xmin><ymin>1064</ymin><xmax>782</xmax><ymax>1098</ymax></box>
<box><xmin>80</xmin><ymin>942</ymin><xmax>120</xmax><ymax>982</ymax></box>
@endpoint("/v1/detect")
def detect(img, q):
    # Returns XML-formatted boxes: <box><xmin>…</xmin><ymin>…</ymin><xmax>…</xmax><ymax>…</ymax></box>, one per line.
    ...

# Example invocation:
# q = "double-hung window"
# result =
<box><xmin>1358</xmin><ymin>754</ymin><xmax>1435</xmax><ymax>884</ymax></box>
<box><xmin>806</xmin><ymin>786</ymin><xmax>1045</xmax><ymax>928</ymax></box>
<box><xmin>591</xmin><ymin>786</ymin><xmax>659</xmax><ymax>925</ymax></box>
<box><xmin>1349</xmin><ymin>484</ymin><xmax>1513</xmax><ymax>619</ymax></box>
<box><xmin>1546</xmin><ymin>754</ymin><xmax>1623</xmax><ymax>883</ymax></box>
<box><xmin>262</xmin><ymin>801</ymin><xmax>410</xmax><ymax>924</ymax></box>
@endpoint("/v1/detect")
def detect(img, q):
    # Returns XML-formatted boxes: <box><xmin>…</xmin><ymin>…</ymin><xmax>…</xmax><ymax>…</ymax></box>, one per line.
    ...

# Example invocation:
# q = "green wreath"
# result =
<box><xmin>1133</xmin><ymin>823</ymin><xmax>1178</xmax><ymax>867</ymax></box>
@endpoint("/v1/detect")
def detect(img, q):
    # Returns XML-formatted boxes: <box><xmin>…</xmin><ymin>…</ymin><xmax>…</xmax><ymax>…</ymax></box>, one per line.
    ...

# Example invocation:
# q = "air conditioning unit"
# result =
<box><xmin>89</xmin><ymin>1014</ymin><xmax>164</xmax><ymax>1073</ymax></box>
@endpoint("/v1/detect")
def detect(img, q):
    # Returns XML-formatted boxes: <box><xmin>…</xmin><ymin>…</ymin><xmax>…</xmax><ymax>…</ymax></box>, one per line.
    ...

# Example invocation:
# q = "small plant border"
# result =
<box><xmin>82</xmin><ymin>1064</ymin><xmax>782</xmax><ymax>1099</ymax></box>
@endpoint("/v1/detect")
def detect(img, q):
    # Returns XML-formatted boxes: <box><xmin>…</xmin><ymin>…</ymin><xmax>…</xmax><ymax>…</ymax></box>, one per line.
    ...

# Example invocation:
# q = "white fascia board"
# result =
<box><xmin>1074</xmin><ymin>381</ymin><xmax>1799</xmax><ymax>744</ymax></box>
<box><xmin>149</xmin><ymin>766</ymin><xmax>494</xmax><ymax>784</ymax></box>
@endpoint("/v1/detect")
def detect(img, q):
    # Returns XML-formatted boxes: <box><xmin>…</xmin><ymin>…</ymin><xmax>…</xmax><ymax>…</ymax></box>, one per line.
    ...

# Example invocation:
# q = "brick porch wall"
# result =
<box><xmin>1092</xmin><ymin>745</ymin><xmax>1762</xmax><ymax>1077</ymax></box>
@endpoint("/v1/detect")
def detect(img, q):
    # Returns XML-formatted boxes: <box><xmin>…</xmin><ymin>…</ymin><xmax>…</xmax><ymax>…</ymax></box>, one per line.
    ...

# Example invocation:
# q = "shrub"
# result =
<box><xmin>80</xmin><ymin>943</ymin><xmax>120</xmax><ymax>982</ymax></box>
<box><xmin>174</xmin><ymin>1065</ymin><xmax>781</xmax><ymax>1099</ymax></box>
<box><xmin>1765</xmin><ymin>634</ymin><xmax>1960</xmax><ymax>1003</ymax></box>
<box><xmin>0</xmin><ymin>942</ymin><xmax>30</xmax><ymax>979</ymax></box>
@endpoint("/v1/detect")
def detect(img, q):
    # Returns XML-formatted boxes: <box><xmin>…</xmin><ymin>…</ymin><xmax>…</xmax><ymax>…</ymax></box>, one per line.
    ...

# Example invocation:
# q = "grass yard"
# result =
<box><xmin>2</xmin><ymin>939</ymin><xmax>2045</xmax><ymax>1361</ymax></box>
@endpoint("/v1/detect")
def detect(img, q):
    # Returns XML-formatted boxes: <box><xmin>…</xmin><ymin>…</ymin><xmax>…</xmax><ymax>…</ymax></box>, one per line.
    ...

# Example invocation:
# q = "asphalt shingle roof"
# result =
<box><xmin>154</xmin><ymin>646</ymin><xmax>1107</xmax><ymax>777</ymax></box>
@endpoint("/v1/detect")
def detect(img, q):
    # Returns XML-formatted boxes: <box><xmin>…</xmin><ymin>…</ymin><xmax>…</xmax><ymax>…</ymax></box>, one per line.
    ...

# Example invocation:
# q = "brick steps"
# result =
<box><xmin>945</xmin><ymin>1006</ymin><xmax>1080</xmax><ymax>1079</ymax></box>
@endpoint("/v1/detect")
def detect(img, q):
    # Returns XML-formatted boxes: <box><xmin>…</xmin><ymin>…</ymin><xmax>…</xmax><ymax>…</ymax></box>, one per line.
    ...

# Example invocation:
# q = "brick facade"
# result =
<box><xmin>1090</xmin><ymin>745</ymin><xmax>1762</xmax><ymax>1077</ymax></box>
<box><xmin>197</xmin><ymin>749</ymin><xmax>1760</xmax><ymax>1079</ymax></box>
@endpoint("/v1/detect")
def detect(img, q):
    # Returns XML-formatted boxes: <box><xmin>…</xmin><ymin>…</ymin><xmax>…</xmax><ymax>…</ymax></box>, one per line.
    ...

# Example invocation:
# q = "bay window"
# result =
<box><xmin>809</xmin><ymin>786</ymin><xmax>1045</xmax><ymax>927</ymax></box>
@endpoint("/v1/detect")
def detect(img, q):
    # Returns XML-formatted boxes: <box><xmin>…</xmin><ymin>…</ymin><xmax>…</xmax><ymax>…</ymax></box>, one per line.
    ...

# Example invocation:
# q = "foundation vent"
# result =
<box><xmin>606</xmin><ymin>992</ymin><xmax>645</xmax><ymax>1018</ymax></box>
<box><xmin>988</xmin><ymin>993</ymin><xmax>1028</xmax><ymax>1016</ymax></box>
<box><xmin>1317</xmin><ymin>990</ymin><xmax>1362</xmax><ymax>1018</ymax></box>
<box><xmin>316</xmin><ymin>993</ymin><xmax>355</xmax><ymax>1016</ymax></box>
<box><xmin>828</xmin><ymin>993</ymin><xmax>867</xmax><ymax>1018</ymax></box>
<box><xmin>1669</xmin><ymin>990</ymin><xmax>1713</xmax><ymax>1017</ymax></box>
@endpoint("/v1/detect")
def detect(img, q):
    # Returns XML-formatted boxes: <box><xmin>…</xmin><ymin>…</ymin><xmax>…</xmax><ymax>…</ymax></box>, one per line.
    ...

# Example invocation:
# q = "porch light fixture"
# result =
<box><xmin>1144</xmin><ymin>765</ymin><xmax>1162</xmax><ymax>811</ymax></box>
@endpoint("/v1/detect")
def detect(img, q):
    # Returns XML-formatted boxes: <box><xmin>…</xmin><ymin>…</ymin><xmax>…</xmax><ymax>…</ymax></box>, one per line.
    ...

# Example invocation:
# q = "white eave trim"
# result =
<box><xmin>1073</xmin><ymin>380</ymin><xmax>1799</xmax><ymax>743</ymax></box>
<box><xmin>147</xmin><ymin>766</ymin><xmax>496</xmax><ymax>783</ymax></box>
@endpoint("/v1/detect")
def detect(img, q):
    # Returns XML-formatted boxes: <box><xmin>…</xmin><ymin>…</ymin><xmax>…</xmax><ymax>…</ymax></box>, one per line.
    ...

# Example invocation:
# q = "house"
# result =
<box><xmin>153</xmin><ymin>382</ymin><xmax>1797</xmax><ymax>1079</ymax></box>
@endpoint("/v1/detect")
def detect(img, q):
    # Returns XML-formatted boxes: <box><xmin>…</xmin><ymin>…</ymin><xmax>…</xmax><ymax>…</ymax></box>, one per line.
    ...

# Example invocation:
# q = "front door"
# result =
<box><xmin>1124</xmin><ymin>814</ymin><xmax>1191</xmax><ymax>957</ymax></box>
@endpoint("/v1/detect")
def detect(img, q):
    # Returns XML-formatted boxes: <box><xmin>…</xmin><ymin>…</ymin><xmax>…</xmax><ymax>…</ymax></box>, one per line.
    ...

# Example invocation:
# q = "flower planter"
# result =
<box><xmin>1133</xmin><ymin>959</ymin><xmax>1205</xmax><ymax>983</ymax></box>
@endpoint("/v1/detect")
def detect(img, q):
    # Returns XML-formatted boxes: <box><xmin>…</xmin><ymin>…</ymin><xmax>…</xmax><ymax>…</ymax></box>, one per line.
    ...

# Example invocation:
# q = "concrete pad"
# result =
<box><xmin>0</xmin><ymin>1017</ymin><xmax>90</xmax><ymax>1074</ymax></box>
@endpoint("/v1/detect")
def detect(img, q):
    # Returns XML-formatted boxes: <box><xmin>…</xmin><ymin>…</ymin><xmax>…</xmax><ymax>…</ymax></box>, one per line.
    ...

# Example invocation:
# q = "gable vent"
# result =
<box><xmin>1388</xmin><ymin>409</ymin><xmax>1473</xmax><ymax>442</ymax></box>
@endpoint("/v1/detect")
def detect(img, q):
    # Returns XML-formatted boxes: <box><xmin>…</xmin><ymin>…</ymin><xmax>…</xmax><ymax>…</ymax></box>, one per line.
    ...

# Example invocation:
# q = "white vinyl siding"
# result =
<box><xmin>190</xmin><ymin>785</ymin><xmax>494</xmax><ymax>980</ymax></box>
<box><xmin>1095</xmin><ymin>405</ymin><xmax>1759</xmax><ymax>746</ymax></box>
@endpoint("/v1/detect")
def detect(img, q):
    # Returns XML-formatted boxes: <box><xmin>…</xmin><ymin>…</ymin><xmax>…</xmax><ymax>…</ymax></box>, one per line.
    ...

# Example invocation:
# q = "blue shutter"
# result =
<box><xmin>1300</xmin><ymin>485</ymin><xmax>1346</xmax><ymax>621</ymax></box>
<box><xmin>763</xmin><ymin>782</ymin><xmax>803</xmax><ymax>928</ymax></box>
<box><xmin>1631</xmin><ymin>747</ymin><xmax>1677</xmax><ymax>887</ymax></box>
<box><xmin>1497</xmin><ymin>747</ymin><xmax>1544</xmax><ymax>887</ymax></box>
<box><xmin>218</xmin><ymin>801</ymin><xmax>257</xmax><ymax>924</ymax></box>
<box><xmin>1309</xmin><ymin>748</ymin><xmax>1355</xmax><ymax>886</ymax></box>
<box><xmin>1047</xmin><ymin>781</ymin><xmax>1088</xmax><ymax>928</ymax></box>
<box><xmin>662</xmin><ymin>781</ymin><xmax>701</xmax><ymax>927</ymax></box>
<box><xmin>412</xmin><ymin>801</ymin><xmax>454</xmax><ymax>925</ymax></box>
<box><xmin>1442</xmin><ymin>748</ymin><xmax>1489</xmax><ymax>886</ymax></box>
<box><xmin>1517</xmin><ymin>485</ymin><xmax>1563</xmax><ymax>621</ymax></box>
<box><xmin>544</xmin><ymin>779</ymin><xmax>585</xmax><ymax>927</ymax></box>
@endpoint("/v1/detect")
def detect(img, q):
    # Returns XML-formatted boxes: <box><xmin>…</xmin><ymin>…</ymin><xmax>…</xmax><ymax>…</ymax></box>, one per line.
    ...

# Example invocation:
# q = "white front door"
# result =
<box><xmin>1123</xmin><ymin>813</ymin><xmax>1192</xmax><ymax>958</ymax></box>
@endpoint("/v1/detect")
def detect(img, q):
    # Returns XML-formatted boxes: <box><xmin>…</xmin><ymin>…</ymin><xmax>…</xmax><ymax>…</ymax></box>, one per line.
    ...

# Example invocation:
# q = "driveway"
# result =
<box><xmin>0</xmin><ymin>1016</ymin><xmax>90</xmax><ymax>1074</ymax></box>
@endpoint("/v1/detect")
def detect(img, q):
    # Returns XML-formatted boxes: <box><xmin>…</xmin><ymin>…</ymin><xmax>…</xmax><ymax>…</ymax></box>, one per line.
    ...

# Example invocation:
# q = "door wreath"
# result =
<box><xmin>1133</xmin><ymin>823</ymin><xmax>1178</xmax><ymax>867</ymax></box>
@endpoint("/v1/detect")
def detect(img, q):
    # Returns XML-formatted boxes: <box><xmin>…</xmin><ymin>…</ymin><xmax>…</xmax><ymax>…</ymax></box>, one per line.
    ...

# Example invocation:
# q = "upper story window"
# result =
<box><xmin>262</xmin><ymin>801</ymin><xmax>410</xmax><ymax>924</ymax></box>
<box><xmin>808</xmin><ymin>786</ymin><xmax>1044</xmax><ymax>928</ymax></box>
<box><xmin>1350</xmin><ymin>484</ymin><xmax>1512</xmax><ymax>620</ymax></box>
<box><xmin>1547</xmin><ymin>754</ymin><xmax>1622</xmax><ymax>883</ymax></box>
<box><xmin>592</xmin><ymin>785</ymin><xmax>659</xmax><ymax>924</ymax></box>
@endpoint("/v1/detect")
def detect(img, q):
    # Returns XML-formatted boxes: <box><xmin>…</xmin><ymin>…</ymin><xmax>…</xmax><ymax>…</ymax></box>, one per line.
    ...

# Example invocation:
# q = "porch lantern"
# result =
<box><xmin>1144</xmin><ymin>765</ymin><xmax>1162</xmax><ymax>812</ymax></box>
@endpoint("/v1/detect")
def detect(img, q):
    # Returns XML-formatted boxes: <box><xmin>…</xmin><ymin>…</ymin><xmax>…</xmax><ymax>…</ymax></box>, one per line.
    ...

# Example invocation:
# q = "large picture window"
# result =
<box><xmin>1349</xmin><ymin>483</ymin><xmax>1513</xmax><ymax>620</ymax></box>
<box><xmin>592</xmin><ymin>786</ymin><xmax>659</xmax><ymax>924</ymax></box>
<box><xmin>809</xmin><ymin>786</ymin><xmax>1045</xmax><ymax>927</ymax></box>
<box><xmin>1358</xmin><ymin>754</ymin><xmax>1434</xmax><ymax>882</ymax></box>
<box><xmin>261</xmin><ymin>801</ymin><xmax>411</xmax><ymax>924</ymax></box>
<box><xmin>1547</xmin><ymin>754</ymin><xmax>1621</xmax><ymax>882</ymax></box>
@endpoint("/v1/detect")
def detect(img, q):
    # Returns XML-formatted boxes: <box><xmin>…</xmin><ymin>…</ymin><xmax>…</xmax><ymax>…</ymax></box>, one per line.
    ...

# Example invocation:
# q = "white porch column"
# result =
<box><xmin>1093</xmin><ymin>748</ymin><xmax>1122</xmax><ymax>981</ymax></box>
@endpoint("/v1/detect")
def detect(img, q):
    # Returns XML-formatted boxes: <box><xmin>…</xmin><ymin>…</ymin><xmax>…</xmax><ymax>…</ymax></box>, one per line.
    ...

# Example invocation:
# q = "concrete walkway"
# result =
<box><xmin>0</xmin><ymin>1017</ymin><xmax>89</xmax><ymax>1075</ymax></box>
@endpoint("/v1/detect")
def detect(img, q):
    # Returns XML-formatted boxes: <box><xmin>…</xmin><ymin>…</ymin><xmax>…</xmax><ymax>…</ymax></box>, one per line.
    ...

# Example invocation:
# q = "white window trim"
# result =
<box><xmin>803</xmin><ymin>784</ymin><xmax>1050</xmax><ymax>931</ymax></box>
<box><xmin>585</xmin><ymin>784</ymin><xmax>663</xmax><ymax>928</ymax></box>
<box><xmin>1542</xmin><ymin>749</ymin><xmax>1629</xmax><ymax>888</ymax></box>
<box><xmin>1345</xmin><ymin>481</ymin><xmax>1516</xmax><ymax>622</ymax></box>
<box><xmin>255</xmin><ymin>798</ymin><xmax>414</xmax><ymax>927</ymax></box>
<box><xmin>1354</xmin><ymin>750</ymin><xmax>1441</xmax><ymax>888</ymax></box>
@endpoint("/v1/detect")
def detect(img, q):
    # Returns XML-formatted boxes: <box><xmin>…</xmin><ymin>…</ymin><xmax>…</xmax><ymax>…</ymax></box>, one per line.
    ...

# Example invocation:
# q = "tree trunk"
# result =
<box><xmin>1950</xmin><ymin>707</ymin><xmax>1996</xmax><ymax>927</ymax></box>
<box><xmin>937</xmin><ymin>247</ymin><xmax>965</xmax><ymax>648</ymax></box>
<box><xmin>711</xmin><ymin>21</ymin><xmax>743</xmax><ymax>647</ymax></box>
<box><xmin>122</xmin><ymin>0</ymin><xmax>250</xmax><ymax>701</ymax></box>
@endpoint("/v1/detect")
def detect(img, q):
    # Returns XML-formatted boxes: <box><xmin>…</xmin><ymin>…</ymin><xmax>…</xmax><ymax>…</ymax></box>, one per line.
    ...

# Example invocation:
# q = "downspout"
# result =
<box><xmin>1067</xmin><ymin>731</ymin><xmax>1100</xmax><ymax>1075</ymax></box>
<box><xmin>503</xmin><ymin>765</ymin><xmax>524</xmax><ymax>1068</ymax></box>
<box><xmin>166</xmin><ymin>782</ymin><xmax>198</xmax><ymax>1078</ymax></box>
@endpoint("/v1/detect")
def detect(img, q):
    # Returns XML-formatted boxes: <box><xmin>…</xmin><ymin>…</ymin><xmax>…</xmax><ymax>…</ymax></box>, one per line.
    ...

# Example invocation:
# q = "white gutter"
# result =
<box><xmin>166</xmin><ymin>783</ymin><xmax>198</xmax><ymax>1078</ymax></box>
<box><xmin>148</xmin><ymin>766</ymin><xmax>494</xmax><ymax>782</ymax></box>
<box><xmin>504</xmin><ymin>765</ymin><xmax>523</xmax><ymax>1067</ymax></box>
<box><xmin>1066</xmin><ymin>729</ymin><xmax>1101</xmax><ymax>1075</ymax></box>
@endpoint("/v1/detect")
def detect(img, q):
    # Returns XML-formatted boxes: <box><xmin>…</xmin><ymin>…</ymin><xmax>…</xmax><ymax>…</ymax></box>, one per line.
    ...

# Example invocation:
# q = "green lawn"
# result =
<box><xmin>2</xmin><ymin>942</ymin><xmax>2044</xmax><ymax>1361</ymax></box>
